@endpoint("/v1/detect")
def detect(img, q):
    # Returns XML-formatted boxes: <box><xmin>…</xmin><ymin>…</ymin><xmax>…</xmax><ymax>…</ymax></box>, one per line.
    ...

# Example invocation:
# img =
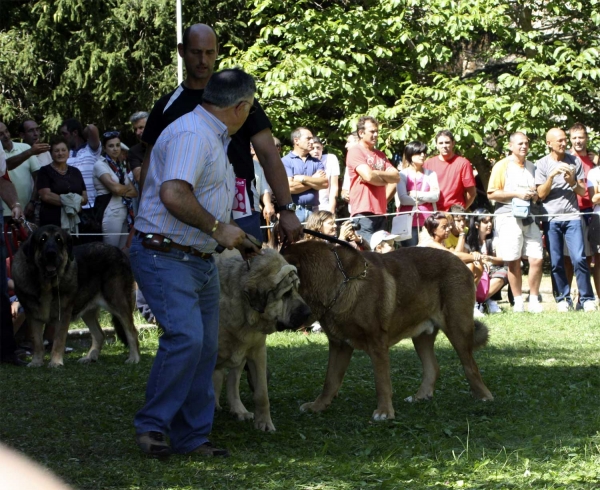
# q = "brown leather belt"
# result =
<box><xmin>135</xmin><ymin>231</ymin><xmax>214</xmax><ymax>259</ymax></box>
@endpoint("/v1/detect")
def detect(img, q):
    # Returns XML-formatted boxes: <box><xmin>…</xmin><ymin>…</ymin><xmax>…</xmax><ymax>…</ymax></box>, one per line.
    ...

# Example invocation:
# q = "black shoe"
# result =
<box><xmin>0</xmin><ymin>354</ymin><xmax>27</xmax><ymax>367</ymax></box>
<box><xmin>136</xmin><ymin>431</ymin><xmax>171</xmax><ymax>459</ymax></box>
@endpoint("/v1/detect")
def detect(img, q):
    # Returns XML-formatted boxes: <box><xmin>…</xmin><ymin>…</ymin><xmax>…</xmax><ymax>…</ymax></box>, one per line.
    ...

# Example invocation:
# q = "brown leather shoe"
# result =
<box><xmin>189</xmin><ymin>441</ymin><xmax>229</xmax><ymax>457</ymax></box>
<box><xmin>136</xmin><ymin>431</ymin><xmax>171</xmax><ymax>458</ymax></box>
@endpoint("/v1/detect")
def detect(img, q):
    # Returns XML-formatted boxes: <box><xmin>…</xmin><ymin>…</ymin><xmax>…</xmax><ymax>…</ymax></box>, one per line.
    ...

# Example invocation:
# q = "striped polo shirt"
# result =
<box><xmin>68</xmin><ymin>144</ymin><xmax>101</xmax><ymax>206</ymax></box>
<box><xmin>135</xmin><ymin>105</ymin><xmax>235</xmax><ymax>253</ymax></box>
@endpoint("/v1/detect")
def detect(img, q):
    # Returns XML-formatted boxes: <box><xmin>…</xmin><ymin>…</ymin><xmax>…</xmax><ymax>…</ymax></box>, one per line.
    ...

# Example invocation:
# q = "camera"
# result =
<box><xmin>349</xmin><ymin>219</ymin><xmax>361</xmax><ymax>231</ymax></box>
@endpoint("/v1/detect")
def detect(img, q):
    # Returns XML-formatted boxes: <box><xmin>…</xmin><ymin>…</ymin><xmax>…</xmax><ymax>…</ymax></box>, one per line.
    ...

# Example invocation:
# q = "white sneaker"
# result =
<box><xmin>311</xmin><ymin>321</ymin><xmax>323</xmax><ymax>333</ymax></box>
<box><xmin>557</xmin><ymin>301</ymin><xmax>571</xmax><ymax>313</ymax></box>
<box><xmin>528</xmin><ymin>301</ymin><xmax>543</xmax><ymax>314</ymax></box>
<box><xmin>513</xmin><ymin>301</ymin><xmax>524</xmax><ymax>313</ymax></box>
<box><xmin>583</xmin><ymin>301</ymin><xmax>597</xmax><ymax>312</ymax></box>
<box><xmin>473</xmin><ymin>304</ymin><xmax>485</xmax><ymax>318</ymax></box>
<box><xmin>485</xmin><ymin>299</ymin><xmax>501</xmax><ymax>314</ymax></box>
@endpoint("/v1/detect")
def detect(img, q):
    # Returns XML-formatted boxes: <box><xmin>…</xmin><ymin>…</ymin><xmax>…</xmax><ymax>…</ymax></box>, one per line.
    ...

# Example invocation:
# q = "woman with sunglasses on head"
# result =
<box><xmin>93</xmin><ymin>131</ymin><xmax>137</xmax><ymax>248</ymax></box>
<box><xmin>397</xmin><ymin>141</ymin><xmax>440</xmax><ymax>247</ymax></box>
<box><xmin>37</xmin><ymin>135</ymin><xmax>88</xmax><ymax>230</ymax></box>
<box><xmin>464</xmin><ymin>210</ymin><xmax>508</xmax><ymax>314</ymax></box>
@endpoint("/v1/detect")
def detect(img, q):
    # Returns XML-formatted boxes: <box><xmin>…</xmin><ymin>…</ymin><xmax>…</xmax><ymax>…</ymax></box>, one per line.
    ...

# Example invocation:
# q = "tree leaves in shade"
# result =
<box><xmin>2</xmin><ymin>0</ymin><xmax>600</xmax><ymax>175</ymax></box>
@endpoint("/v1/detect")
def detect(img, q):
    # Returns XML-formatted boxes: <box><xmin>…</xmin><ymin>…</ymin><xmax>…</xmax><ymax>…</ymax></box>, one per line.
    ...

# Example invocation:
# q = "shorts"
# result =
<box><xmin>495</xmin><ymin>214</ymin><xmax>543</xmax><ymax>262</ymax></box>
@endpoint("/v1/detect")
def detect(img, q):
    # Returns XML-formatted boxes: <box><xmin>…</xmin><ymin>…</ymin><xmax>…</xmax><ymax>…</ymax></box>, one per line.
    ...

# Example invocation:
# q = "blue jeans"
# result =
<box><xmin>353</xmin><ymin>213</ymin><xmax>387</xmax><ymax>245</ymax></box>
<box><xmin>295</xmin><ymin>205</ymin><xmax>314</xmax><ymax>224</ymax></box>
<box><xmin>129</xmin><ymin>236</ymin><xmax>220</xmax><ymax>453</ymax></box>
<box><xmin>545</xmin><ymin>219</ymin><xmax>594</xmax><ymax>305</ymax></box>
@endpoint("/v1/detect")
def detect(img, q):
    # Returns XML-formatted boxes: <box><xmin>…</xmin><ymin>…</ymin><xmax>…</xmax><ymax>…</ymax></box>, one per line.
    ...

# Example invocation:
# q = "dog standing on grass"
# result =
<box><xmin>12</xmin><ymin>225</ymin><xmax>140</xmax><ymax>367</ymax></box>
<box><xmin>214</xmin><ymin>249</ymin><xmax>310</xmax><ymax>431</ymax></box>
<box><xmin>282</xmin><ymin>240</ymin><xmax>493</xmax><ymax>420</ymax></box>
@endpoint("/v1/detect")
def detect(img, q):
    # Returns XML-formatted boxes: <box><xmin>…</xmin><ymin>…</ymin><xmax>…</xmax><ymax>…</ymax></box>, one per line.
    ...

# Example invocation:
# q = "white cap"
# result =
<box><xmin>370</xmin><ymin>230</ymin><xmax>401</xmax><ymax>249</ymax></box>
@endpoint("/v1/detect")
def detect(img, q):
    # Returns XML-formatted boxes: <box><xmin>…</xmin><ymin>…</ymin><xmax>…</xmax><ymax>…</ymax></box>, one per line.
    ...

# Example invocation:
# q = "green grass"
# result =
<box><xmin>3</xmin><ymin>311</ymin><xmax>600</xmax><ymax>489</ymax></box>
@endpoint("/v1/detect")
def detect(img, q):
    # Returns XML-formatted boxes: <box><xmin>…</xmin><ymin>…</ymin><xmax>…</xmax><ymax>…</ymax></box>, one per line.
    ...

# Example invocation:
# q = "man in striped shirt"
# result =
<box><xmin>131</xmin><ymin>68</ymin><xmax>260</xmax><ymax>459</ymax></box>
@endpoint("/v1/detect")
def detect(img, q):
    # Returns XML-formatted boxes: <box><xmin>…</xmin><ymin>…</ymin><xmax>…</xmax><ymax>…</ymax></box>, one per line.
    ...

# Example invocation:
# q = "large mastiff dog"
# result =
<box><xmin>282</xmin><ymin>240</ymin><xmax>493</xmax><ymax>420</ymax></box>
<box><xmin>12</xmin><ymin>225</ymin><xmax>140</xmax><ymax>367</ymax></box>
<box><xmin>214</xmin><ymin>249</ymin><xmax>310</xmax><ymax>431</ymax></box>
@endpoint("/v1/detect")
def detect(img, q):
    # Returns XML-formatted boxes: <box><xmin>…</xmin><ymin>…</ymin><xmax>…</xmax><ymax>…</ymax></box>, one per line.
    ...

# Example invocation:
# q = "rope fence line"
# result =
<box><xmin>6</xmin><ymin>209</ymin><xmax>596</xmax><ymax>236</ymax></box>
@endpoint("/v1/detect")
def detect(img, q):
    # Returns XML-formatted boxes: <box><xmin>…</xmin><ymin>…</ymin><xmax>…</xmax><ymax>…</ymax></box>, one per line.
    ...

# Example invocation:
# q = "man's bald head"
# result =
<box><xmin>182</xmin><ymin>24</ymin><xmax>218</xmax><ymax>52</ymax></box>
<box><xmin>546</xmin><ymin>127</ymin><xmax>566</xmax><ymax>143</ymax></box>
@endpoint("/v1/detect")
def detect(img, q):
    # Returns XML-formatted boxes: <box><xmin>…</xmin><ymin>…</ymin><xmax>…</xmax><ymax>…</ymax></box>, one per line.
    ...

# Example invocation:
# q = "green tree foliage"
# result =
<box><xmin>2</xmin><ymin>0</ymin><xmax>600</xmax><ymax>173</ymax></box>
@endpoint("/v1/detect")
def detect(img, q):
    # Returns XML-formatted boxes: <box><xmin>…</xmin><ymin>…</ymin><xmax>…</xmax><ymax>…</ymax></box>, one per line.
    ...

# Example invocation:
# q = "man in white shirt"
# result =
<box><xmin>0</xmin><ymin>121</ymin><xmax>46</xmax><ymax>220</ymax></box>
<box><xmin>18</xmin><ymin>119</ymin><xmax>52</xmax><ymax>166</ymax></box>
<box><xmin>310</xmin><ymin>136</ymin><xmax>340</xmax><ymax>214</ymax></box>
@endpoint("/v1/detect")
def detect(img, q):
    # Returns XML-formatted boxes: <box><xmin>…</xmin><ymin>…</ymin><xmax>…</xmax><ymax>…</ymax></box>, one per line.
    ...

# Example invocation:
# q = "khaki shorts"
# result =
<box><xmin>495</xmin><ymin>214</ymin><xmax>544</xmax><ymax>262</ymax></box>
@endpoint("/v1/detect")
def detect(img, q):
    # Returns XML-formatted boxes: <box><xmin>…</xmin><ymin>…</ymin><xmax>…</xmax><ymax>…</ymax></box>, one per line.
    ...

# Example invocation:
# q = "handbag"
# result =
<box><xmin>511</xmin><ymin>198</ymin><xmax>530</xmax><ymax>219</ymax></box>
<box><xmin>476</xmin><ymin>269</ymin><xmax>491</xmax><ymax>303</ymax></box>
<box><xmin>391</xmin><ymin>206</ymin><xmax>416</xmax><ymax>241</ymax></box>
<box><xmin>78</xmin><ymin>193</ymin><xmax>112</xmax><ymax>235</ymax></box>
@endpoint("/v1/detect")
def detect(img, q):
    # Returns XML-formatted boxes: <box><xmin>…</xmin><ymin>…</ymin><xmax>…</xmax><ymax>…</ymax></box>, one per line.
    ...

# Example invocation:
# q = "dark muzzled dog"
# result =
<box><xmin>282</xmin><ymin>240</ymin><xmax>492</xmax><ymax>420</ymax></box>
<box><xmin>12</xmin><ymin>225</ymin><xmax>140</xmax><ymax>367</ymax></box>
<box><xmin>214</xmin><ymin>249</ymin><xmax>310</xmax><ymax>431</ymax></box>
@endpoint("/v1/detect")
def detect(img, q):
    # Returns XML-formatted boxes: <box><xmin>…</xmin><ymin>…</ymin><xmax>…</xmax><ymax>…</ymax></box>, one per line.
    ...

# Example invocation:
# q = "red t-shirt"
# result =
<box><xmin>573</xmin><ymin>152</ymin><xmax>594</xmax><ymax>210</ymax></box>
<box><xmin>346</xmin><ymin>145</ymin><xmax>393</xmax><ymax>216</ymax></box>
<box><xmin>423</xmin><ymin>154</ymin><xmax>475</xmax><ymax>211</ymax></box>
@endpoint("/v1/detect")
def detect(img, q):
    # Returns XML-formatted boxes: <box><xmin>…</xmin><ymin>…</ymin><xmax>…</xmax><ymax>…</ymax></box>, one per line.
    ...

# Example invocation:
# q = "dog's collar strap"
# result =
<box><xmin>324</xmin><ymin>248</ymin><xmax>368</xmax><ymax>314</ymax></box>
<box><xmin>302</xmin><ymin>229</ymin><xmax>355</xmax><ymax>249</ymax></box>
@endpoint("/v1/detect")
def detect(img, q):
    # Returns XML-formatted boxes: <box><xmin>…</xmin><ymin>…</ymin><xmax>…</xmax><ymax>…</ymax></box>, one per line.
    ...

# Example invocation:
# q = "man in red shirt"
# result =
<box><xmin>346</xmin><ymin>116</ymin><xmax>399</xmax><ymax>243</ymax></box>
<box><xmin>424</xmin><ymin>130</ymin><xmax>476</xmax><ymax>211</ymax></box>
<box><xmin>566</xmin><ymin>122</ymin><xmax>599</xmax><ymax>298</ymax></box>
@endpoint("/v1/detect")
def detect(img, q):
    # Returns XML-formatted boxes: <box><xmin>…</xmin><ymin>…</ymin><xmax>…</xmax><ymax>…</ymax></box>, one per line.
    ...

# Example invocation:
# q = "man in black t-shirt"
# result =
<box><xmin>140</xmin><ymin>23</ymin><xmax>301</xmax><ymax>244</ymax></box>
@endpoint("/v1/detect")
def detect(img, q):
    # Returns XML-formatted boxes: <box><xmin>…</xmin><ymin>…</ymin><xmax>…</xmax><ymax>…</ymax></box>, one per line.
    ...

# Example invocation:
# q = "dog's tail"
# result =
<box><xmin>473</xmin><ymin>320</ymin><xmax>489</xmax><ymax>350</ymax></box>
<box><xmin>112</xmin><ymin>315</ymin><xmax>129</xmax><ymax>346</ymax></box>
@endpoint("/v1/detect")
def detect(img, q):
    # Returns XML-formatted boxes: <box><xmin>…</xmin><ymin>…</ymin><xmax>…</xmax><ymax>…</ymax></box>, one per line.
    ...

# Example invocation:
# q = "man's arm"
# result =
<box><xmin>138</xmin><ymin>144</ymin><xmax>154</xmax><ymax>196</ymax></box>
<box><xmin>6</xmin><ymin>145</ymin><xmax>48</xmax><ymax>171</ymax></box>
<box><xmin>84</xmin><ymin>124</ymin><xmax>101</xmax><ymax>152</ymax></box>
<box><xmin>463</xmin><ymin>186</ymin><xmax>477</xmax><ymax>209</ymax></box>
<box><xmin>251</xmin><ymin>128</ymin><xmax>302</xmax><ymax>243</ymax></box>
<box><xmin>0</xmin><ymin>178</ymin><xmax>22</xmax><ymax>219</ymax></box>
<box><xmin>536</xmin><ymin>165</ymin><xmax>565</xmax><ymax>200</ymax></box>
<box><xmin>160</xmin><ymin>179</ymin><xmax>249</xmax><ymax>251</ymax></box>
<box><xmin>292</xmin><ymin>171</ymin><xmax>328</xmax><ymax>190</ymax></box>
<box><xmin>355</xmin><ymin>165</ymin><xmax>399</xmax><ymax>186</ymax></box>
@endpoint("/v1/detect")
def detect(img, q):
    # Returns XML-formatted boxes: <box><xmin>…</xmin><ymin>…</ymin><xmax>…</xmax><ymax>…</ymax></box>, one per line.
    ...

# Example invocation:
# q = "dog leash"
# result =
<box><xmin>302</xmin><ymin>229</ymin><xmax>356</xmax><ymax>249</ymax></box>
<box><xmin>322</xmin><ymin>247</ymin><xmax>368</xmax><ymax>315</ymax></box>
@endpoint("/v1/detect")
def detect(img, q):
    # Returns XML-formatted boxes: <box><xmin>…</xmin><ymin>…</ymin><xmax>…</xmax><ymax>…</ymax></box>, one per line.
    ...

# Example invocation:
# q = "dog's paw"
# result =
<box><xmin>300</xmin><ymin>401</ymin><xmax>327</xmax><ymax>413</ymax></box>
<box><xmin>372</xmin><ymin>409</ymin><xmax>395</xmax><ymax>421</ymax></box>
<box><xmin>27</xmin><ymin>360</ymin><xmax>44</xmax><ymax>368</ymax></box>
<box><xmin>47</xmin><ymin>360</ymin><xmax>64</xmax><ymax>368</ymax></box>
<box><xmin>254</xmin><ymin>418</ymin><xmax>276</xmax><ymax>432</ymax></box>
<box><xmin>78</xmin><ymin>356</ymin><xmax>96</xmax><ymax>364</ymax></box>
<box><xmin>405</xmin><ymin>394</ymin><xmax>432</xmax><ymax>403</ymax></box>
<box><xmin>231</xmin><ymin>410</ymin><xmax>254</xmax><ymax>422</ymax></box>
<box><xmin>124</xmin><ymin>355</ymin><xmax>140</xmax><ymax>364</ymax></box>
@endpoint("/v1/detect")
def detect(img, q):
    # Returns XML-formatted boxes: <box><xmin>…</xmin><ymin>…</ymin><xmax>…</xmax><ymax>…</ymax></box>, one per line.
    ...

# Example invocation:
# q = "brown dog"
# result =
<box><xmin>12</xmin><ymin>225</ymin><xmax>140</xmax><ymax>367</ymax></box>
<box><xmin>282</xmin><ymin>240</ymin><xmax>493</xmax><ymax>420</ymax></box>
<box><xmin>214</xmin><ymin>249</ymin><xmax>310</xmax><ymax>431</ymax></box>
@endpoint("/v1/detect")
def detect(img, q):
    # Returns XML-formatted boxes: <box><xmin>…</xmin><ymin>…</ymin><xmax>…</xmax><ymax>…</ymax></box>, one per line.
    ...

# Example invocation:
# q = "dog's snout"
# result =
<box><xmin>290</xmin><ymin>303</ymin><xmax>311</xmax><ymax>328</ymax></box>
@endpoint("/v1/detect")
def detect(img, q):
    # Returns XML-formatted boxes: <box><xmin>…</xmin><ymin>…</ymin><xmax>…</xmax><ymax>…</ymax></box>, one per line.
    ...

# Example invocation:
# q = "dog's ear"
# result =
<box><xmin>243</xmin><ymin>288</ymin><xmax>268</xmax><ymax>314</ymax></box>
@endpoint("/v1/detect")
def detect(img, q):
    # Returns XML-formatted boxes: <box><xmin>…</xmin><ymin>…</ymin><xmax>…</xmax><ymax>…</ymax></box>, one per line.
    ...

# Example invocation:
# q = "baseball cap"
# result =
<box><xmin>370</xmin><ymin>230</ymin><xmax>401</xmax><ymax>250</ymax></box>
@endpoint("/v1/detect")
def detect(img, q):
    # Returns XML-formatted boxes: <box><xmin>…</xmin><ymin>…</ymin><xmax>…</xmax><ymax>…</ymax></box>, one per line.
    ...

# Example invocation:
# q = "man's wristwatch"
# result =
<box><xmin>276</xmin><ymin>203</ymin><xmax>297</xmax><ymax>212</ymax></box>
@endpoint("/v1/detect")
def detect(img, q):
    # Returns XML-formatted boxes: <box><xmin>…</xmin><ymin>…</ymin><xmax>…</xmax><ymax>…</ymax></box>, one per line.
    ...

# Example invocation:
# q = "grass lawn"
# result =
<box><xmin>2</xmin><ymin>310</ymin><xmax>600</xmax><ymax>489</ymax></box>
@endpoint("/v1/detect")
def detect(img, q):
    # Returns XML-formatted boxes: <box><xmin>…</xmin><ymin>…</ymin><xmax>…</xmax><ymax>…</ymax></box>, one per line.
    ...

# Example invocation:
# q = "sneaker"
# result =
<box><xmin>583</xmin><ymin>301</ymin><xmax>597</xmax><ymax>312</ymax></box>
<box><xmin>485</xmin><ymin>299</ymin><xmax>501</xmax><ymax>314</ymax></box>
<box><xmin>528</xmin><ymin>301</ymin><xmax>543</xmax><ymax>314</ymax></box>
<box><xmin>188</xmin><ymin>441</ymin><xmax>229</xmax><ymax>457</ymax></box>
<box><xmin>513</xmin><ymin>301</ymin><xmax>524</xmax><ymax>313</ymax></box>
<box><xmin>556</xmin><ymin>301</ymin><xmax>571</xmax><ymax>313</ymax></box>
<box><xmin>311</xmin><ymin>321</ymin><xmax>323</xmax><ymax>333</ymax></box>
<box><xmin>474</xmin><ymin>304</ymin><xmax>485</xmax><ymax>318</ymax></box>
<box><xmin>136</xmin><ymin>431</ymin><xmax>171</xmax><ymax>458</ymax></box>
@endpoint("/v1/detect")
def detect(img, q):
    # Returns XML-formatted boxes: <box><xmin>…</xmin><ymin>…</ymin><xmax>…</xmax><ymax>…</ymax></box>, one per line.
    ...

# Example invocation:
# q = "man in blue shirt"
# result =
<box><xmin>282</xmin><ymin>127</ymin><xmax>328</xmax><ymax>222</ymax></box>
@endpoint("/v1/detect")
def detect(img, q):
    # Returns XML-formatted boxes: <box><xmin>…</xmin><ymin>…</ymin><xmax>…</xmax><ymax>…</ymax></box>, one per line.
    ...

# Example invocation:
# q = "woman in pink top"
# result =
<box><xmin>396</xmin><ymin>141</ymin><xmax>440</xmax><ymax>246</ymax></box>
